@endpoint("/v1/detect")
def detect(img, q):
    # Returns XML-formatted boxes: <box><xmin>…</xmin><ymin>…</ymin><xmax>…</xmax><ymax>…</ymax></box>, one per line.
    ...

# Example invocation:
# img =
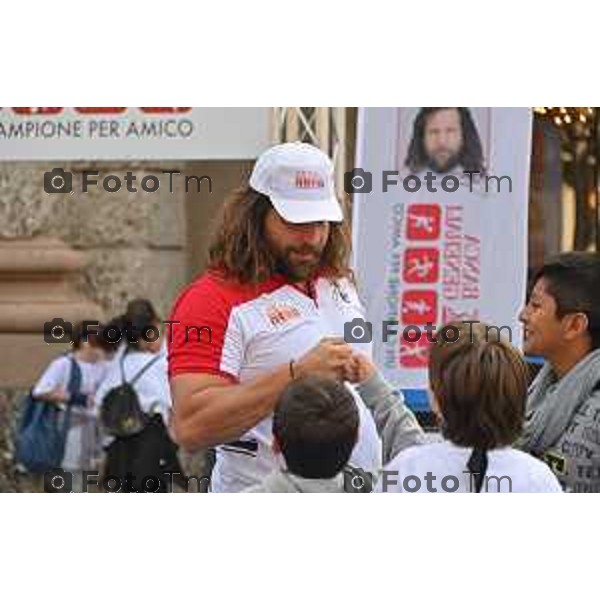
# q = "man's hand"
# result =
<box><xmin>295</xmin><ymin>338</ymin><xmax>354</xmax><ymax>381</ymax></box>
<box><xmin>343</xmin><ymin>353</ymin><xmax>377</xmax><ymax>384</ymax></box>
<box><xmin>170</xmin><ymin>338</ymin><xmax>360</xmax><ymax>451</ymax></box>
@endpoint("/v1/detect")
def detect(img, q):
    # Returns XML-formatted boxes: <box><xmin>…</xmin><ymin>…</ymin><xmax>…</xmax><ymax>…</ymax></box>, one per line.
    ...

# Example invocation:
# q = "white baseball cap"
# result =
<box><xmin>249</xmin><ymin>142</ymin><xmax>344</xmax><ymax>223</ymax></box>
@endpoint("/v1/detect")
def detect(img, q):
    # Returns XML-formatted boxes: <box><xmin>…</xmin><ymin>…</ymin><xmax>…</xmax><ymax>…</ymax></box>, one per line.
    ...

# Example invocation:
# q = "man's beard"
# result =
<box><xmin>426</xmin><ymin>151</ymin><xmax>462</xmax><ymax>174</ymax></box>
<box><xmin>274</xmin><ymin>244</ymin><xmax>323</xmax><ymax>282</ymax></box>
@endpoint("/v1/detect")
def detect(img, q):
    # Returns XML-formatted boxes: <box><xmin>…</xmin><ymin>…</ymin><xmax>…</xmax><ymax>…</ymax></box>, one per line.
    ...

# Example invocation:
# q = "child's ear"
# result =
<box><xmin>563</xmin><ymin>312</ymin><xmax>589</xmax><ymax>341</ymax></box>
<box><xmin>272</xmin><ymin>436</ymin><xmax>281</xmax><ymax>455</ymax></box>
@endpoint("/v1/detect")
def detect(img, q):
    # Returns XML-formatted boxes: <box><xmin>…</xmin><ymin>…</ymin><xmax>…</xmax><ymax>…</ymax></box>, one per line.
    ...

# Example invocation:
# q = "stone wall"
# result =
<box><xmin>0</xmin><ymin>158</ymin><xmax>254</xmax><ymax>490</ymax></box>
<box><xmin>0</xmin><ymin>161</ymin><xmax>188</xmax><ymax>318</ymax></box>
<box><xmin>0</xmin><ymin>388</ymin><xmax>34</xmax><ymax>492</ymax></box>
<box><xmin>0</xmin><ymin>160</ymin><xmax>190</xmax><ymax>489</ymax></box>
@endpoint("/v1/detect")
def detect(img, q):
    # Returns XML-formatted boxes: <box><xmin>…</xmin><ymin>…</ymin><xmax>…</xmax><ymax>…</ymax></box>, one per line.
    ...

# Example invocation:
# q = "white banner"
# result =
<box><xmin>352</xmin><ymin>107</ymin><xmax>532</xmax><ymax>391</ymax></box>
<box><xmin>0</xmin><ymin>107</ymin><xmax>270</xmax><ymax>160</ymax></box>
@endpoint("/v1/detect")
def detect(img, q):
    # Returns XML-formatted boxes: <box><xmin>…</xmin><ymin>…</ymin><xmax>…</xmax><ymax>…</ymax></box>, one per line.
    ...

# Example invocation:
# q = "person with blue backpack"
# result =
<box><xmin>16</xmin><ymin>323</ymin><xmax>108</xmax><ymax>492</ymax></box>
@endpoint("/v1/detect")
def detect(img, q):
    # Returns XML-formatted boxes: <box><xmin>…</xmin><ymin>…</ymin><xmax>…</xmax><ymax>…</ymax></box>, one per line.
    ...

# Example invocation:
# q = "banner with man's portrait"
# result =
<box><xmin>351</xmin><ymin>107</ymin><xmax>532</xmax><ymax>397</ymax></box>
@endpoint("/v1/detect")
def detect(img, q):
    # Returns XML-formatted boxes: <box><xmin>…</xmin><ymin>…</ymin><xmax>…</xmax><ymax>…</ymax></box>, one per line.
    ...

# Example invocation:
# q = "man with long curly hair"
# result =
<box><xmin>167</xmin><ymin>142</ymin><xmax>381</xmax><ymax>492</ymax></box>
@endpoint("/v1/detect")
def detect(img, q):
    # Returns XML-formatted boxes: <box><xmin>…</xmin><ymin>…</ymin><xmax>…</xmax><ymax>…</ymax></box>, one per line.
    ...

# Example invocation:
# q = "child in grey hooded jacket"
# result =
<box><xmin>244</xmin><ymin>358</ymin><xmax>425</xmax><ymax>493</ymax></box>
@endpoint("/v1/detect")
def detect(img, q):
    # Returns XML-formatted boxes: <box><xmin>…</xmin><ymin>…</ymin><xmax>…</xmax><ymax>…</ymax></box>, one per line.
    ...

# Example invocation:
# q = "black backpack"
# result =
<box><xmin>100</xmin><ymin>349</ymin><xmax>160</xmax><ymax>438</ymax></box>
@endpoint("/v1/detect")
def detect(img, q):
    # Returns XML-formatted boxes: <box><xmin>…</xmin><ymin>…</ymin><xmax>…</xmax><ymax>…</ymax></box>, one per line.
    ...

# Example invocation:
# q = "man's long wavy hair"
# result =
<box><xmin>405</xmin><ymin>107</ymin><xmax>485</xmax><ymax>174</ymax></box>
<box><xmin>207</xmin><ymin>185</ymin><xmax>353</xmax><ymax>285</ymax></box>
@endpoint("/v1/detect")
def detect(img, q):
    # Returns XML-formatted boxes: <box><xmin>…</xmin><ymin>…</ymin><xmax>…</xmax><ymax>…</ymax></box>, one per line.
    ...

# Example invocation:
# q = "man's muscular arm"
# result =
<box><xmin>170</xmin><ymin>339</ymin><xmax>352</xmax><ymax>451</ymax></box>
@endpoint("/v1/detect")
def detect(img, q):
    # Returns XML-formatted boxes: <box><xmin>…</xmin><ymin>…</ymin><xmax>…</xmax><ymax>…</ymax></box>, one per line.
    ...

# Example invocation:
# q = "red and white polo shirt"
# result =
<box><xmin>168</xmin><ymin>270</ymin><xmax>381</xmax><ymax>492</ymax></box>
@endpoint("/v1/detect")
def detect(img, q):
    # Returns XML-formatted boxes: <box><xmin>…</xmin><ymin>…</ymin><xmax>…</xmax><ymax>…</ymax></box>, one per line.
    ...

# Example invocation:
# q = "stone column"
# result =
<box><xmin>0</xmin><ymin>163</ymin><xmax>106</xmax><ymax>387</ymax></box>
<box><xmin>0</xmin><ymin>161</ymin><xmax>188</xmax><ymax>490</ymax></box>
<box><xmin>0</xmin><ymin>236</ymin><xmax>104</xmax><ymax>386</ymax></box>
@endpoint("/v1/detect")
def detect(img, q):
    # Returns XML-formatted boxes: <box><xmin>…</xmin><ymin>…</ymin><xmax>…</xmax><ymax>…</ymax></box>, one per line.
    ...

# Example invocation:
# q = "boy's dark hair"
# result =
<box><xmin>429</xmin><ymin>321</ymin><xmax>528</xmax><ymax>451</ymax></box>
<box><xmin>273</xmin><ymin>375</ymin><xmax>359</xmax><ymax>479</ymax></box>
<box><xmin>532</xmin><ymin>252</ymin><xmax>600</xmax><ymax>350</ymax></box>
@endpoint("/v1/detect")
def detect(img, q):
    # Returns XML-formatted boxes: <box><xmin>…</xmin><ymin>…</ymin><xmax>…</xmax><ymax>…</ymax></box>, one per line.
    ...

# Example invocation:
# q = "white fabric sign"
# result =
<box><xmin>352</xmin><ymin>107</ymin><xmax>532</xmax><ymax>389</ymax></box>
<box><xmin>0</xmin><ymin>107</ymin><xmax>269</xmax><ymax>160</ymax></box>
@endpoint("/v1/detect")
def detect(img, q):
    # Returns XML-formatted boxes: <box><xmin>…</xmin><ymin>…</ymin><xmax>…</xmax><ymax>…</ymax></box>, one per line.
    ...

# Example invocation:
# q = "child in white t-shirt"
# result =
<box><xmin>362</xmin><ymin>321</ymin><xmax>562</xmax><ymax>493</ymax></box>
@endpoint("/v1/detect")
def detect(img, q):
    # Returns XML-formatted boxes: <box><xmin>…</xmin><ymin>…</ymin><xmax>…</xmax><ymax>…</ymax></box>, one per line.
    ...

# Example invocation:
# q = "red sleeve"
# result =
<box><xmin>166</xmin><ymin>277</ymin><xmax>242</xmax><ymax>383</ymax></box>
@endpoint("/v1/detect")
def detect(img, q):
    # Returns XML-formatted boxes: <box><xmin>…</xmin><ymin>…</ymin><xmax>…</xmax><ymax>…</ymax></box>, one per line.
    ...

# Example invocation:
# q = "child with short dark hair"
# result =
<box><xmin>246</xmin><ymin>376</ymin><xmax>359</xmax><ymax>492</ymax></box>
<box><xmin>245</xmin><ymin>366</ymin><xmax>424</xmax><ymax>493</ymax></box>
<box><xmin>518</xmin><ymin>252</ymin><xmax>600</xmax><ymax>491</ymax></box>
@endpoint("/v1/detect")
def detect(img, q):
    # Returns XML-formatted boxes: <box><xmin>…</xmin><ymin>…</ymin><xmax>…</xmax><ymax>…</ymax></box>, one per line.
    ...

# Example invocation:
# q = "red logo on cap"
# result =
<box><xmin>295</xmin><ymin>171</ymin><xmax>325</xmax><ymax>189</ymax></box>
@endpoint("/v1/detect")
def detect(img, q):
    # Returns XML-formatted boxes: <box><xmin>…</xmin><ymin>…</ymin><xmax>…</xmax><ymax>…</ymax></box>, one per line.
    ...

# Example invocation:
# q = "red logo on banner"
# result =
<box><xmin>403</xmin><ymin>248</ymin><xmax>440</xmax><ymax>284</ymax></box>
<box><xmin>11</xmin><ymin>108</ymin><xmax>63</xmax><ymax>114</ymax></box>
<box><xmin>75</xmin><ymin>108</ymin><xmax>127</xmax><ymax>114</ymax></box>
<box><xmin>140</xmin><ymin>107</ymin><xmax>191</xmax><ymax>113</ymax></box>
<box><xmin>406</xmin><ymin>204</ymin><xmax>442</xmax><ymax>240</ymax></box>
<box><xmin>399</xmin><ymin>335</ymin><xmax>433</xmax><ymax>369</ymax></box>
<box><xmin>401</xmin><ymin>290</ymin><xmax>438</xmax><ymax>324</ymax></box>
